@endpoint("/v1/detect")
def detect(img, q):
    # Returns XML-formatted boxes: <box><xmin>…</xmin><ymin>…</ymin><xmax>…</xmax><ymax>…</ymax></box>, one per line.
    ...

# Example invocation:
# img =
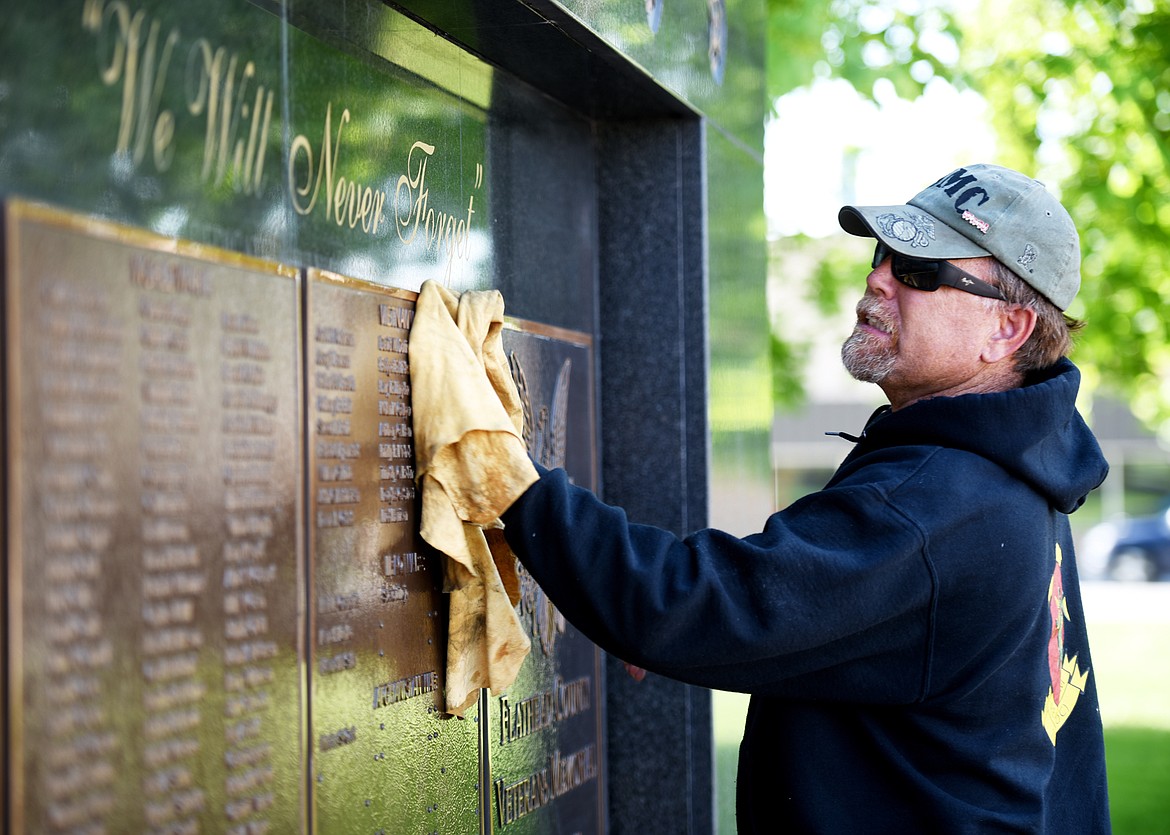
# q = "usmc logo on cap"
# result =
<box><xmin>876</xmin><ymin>212</ymin><xmax>936</xmax><ymax>249</ymax></box>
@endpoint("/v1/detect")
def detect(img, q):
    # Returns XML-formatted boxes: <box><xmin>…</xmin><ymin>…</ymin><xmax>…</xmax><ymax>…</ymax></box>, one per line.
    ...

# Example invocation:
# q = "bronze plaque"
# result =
<box><xmin>306</xmin><ymin>271</ymin><xmax>482</xmax><ymax>834</ymax></box>
<box><xmin>4</xmin><ymin>205</ymin><xmax>606</xmax><ymax>833</ymax></box>
<box><xmin>3</xmin><ymin>202</ymin><xmax>305</xmax><ymax>833</ymax></box>
<box><xmin>490</xmin><ymin>323</ymin><xmax>605</xmax><ymax>833</ymax></box>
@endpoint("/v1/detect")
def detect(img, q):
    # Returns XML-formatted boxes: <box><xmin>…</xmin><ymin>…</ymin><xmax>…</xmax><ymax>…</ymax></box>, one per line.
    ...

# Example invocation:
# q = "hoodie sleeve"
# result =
<box><xmin>501</xmin><ymin>467</ymin><xmax>935</xmax><ymax>703</ymax></box>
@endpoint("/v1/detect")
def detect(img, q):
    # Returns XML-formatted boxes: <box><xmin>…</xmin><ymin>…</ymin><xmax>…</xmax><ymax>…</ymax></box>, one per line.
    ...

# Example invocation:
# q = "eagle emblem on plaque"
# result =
<box><xmin>509</xmin><ymin>353</ymin><xmax>572</xmax><ymax>656</ymax></box>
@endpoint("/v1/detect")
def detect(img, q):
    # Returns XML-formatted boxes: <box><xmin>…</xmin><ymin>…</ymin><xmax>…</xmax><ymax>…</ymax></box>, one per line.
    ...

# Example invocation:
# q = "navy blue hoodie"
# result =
<box><xmin>502</xmin><ymin>359</ymin><xmax>1111</xmax><ymax>833</ymax></box>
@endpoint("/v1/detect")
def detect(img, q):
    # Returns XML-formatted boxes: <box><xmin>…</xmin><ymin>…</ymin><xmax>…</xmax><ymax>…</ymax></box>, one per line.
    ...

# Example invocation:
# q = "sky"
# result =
<box><xmin>763</xmin><ymin>77</ymin><xmax>999</xmax><ymax>402</ymax></box>
<box><xmin>764</xmin><ymin>77</ymin><xmax>997</xmax><ymax>239</ymax></box>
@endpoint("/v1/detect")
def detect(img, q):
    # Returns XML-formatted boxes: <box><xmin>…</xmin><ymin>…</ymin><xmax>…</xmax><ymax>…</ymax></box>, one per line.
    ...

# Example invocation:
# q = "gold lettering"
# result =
<box><xmin>395</xmin><ymin>142</ymin><xmax>479</xmax><ymax>278</ymax></box>
<box><xmin>318</xmin><ymin>726</ymin><xmax>357</xmax><ymax>752</ymax></box>
<box><xmin>288</xmin><ymin>103</ymin><xmax>387</xmax><ymax>233</ymax></box>
<box><xmin>494</xmin><ymin>744</ymin><xmax>598</xmax><ymax>825</ymax></box>
<box><xmin>82</xmin><ymin>0</ymin><xmax>178</xmax><ymax>170</ymax></box>
<box><xmin>372</xmin><ymin>671</ymin><xmax>438</xmax><ymax>708</ymax></box>
<box><xmin>187</xmin><ymin>39</ymin><xmax>273</xmax><ymax>193</ymax></box>
<box><xmin>395</xmin><ymin>140</ymin><xmax>435</xmax><ymax>245</ymax></box>
<box><xmin>499</xmin><ymin>677</ymin><xmax>592</xmax><ymax>744</ymax></box>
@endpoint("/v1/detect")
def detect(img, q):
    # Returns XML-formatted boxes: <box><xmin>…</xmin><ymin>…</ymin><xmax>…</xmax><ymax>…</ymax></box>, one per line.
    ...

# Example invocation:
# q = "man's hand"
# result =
<box><xmin>624</xmin><ymin>662</ymin><xmax>647</xmax><ymax>682</ymax></box>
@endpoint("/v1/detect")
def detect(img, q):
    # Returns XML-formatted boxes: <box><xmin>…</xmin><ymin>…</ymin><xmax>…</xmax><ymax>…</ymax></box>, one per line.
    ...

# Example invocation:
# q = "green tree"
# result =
<box><xmin>960</xmin><ymin>0</ymin><xmax>1170</xmax><ymax>437</ymax></box>
<box><xmin>767</xmin><ymin>0</ymin><xmax>1170</xmax><ymax>439</ymax></box>
<box><xmin>768</xmin><ymin>0</ymin><xmax>963</xmax><ymax>104</ymax></box>
<box><xmin>765</xmin><ymin>0</ymin><xmax>966</xmax><ymax>410</ymax></box>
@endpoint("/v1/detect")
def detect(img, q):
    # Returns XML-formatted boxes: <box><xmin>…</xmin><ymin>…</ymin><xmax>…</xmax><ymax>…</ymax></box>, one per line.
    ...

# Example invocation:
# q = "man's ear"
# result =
<box><xmin>983</xmin><ymin>304</ymin><xmax>1037</xmax><ymax>364</ymax></box>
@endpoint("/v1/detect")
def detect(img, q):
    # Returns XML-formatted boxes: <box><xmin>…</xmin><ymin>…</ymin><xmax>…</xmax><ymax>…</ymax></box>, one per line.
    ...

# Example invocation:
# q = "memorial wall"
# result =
<box><xmin>1</xmin><ymin>0</ymin><xmax>767</xmax><ymax>832</ymax></box>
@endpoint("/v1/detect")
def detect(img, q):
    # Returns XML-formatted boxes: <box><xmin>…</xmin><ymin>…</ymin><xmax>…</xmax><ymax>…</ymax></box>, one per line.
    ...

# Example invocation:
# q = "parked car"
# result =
<box><xmin>1080</xmin><ymin>499</ymin><xmax>1170</xmax><ymax>581</ymax></box>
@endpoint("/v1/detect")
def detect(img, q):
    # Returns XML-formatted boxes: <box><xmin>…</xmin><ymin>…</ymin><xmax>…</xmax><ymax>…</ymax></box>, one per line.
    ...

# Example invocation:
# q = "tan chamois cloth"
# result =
<box><xmin>409</xmin><ymin>280</ymin><xmax>538</xmax><ymax>716</ymax></box>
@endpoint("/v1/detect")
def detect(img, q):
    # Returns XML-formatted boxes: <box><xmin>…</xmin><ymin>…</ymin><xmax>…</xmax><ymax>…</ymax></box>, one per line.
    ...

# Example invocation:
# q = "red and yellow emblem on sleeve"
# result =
<box><xmin>1041</xmin><ymin>544</ymin><xmax>1090</xmax><ymax>746</ymax></box>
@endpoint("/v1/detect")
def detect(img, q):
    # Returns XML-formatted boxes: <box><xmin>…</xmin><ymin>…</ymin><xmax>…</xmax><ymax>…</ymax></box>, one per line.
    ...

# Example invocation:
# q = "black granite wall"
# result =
<box><xmin>596</xmin><ymin>118</ymin><xmax>714</xmax><ymax>833</ymax></box>
<box><xmin>1</xmin><ymin>0</ymin><xmax>765</xmax><ymax>830</ymax></box>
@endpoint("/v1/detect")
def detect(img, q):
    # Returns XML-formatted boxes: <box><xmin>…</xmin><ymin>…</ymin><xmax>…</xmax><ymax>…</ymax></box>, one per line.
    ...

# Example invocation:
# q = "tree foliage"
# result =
<box><xmin>767</xmin><ymin>0</ymin><xmax>964</xmax><ymax>105</ymax></box>
<box><xmin>767</xmin><ymin>0</ymin><xmax>1170</xmax><ymax>438</ymax></box>
<box><xmin>959</xmin><ymin>0</ymin><xmax>1170</xmax><ymax>436</ymax></box>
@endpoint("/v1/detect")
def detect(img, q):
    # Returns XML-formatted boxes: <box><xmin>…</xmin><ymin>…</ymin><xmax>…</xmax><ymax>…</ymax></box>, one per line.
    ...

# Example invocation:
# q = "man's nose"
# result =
<box><xmin>866</xmin><ymin>258</ymin><xmax>897</xmax><ymax>298</ymax></box>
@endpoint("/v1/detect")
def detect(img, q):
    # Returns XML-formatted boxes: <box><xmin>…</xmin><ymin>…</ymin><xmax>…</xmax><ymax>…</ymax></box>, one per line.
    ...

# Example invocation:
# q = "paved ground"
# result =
<box><xmin>1081</xmin><ymin>580</ymin><xmax>1170</xmax><ymax>624</ymax></box>
<box><xmin>1080</xmin><ymin>580</ymin><xmax>1170</xmax><ymax>731</ymax></box>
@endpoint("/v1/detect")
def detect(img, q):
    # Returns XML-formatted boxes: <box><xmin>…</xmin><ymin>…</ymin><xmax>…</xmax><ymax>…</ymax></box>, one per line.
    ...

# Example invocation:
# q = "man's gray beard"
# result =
<box><xmin>841</xmin><ymin>328</ymin><xmax>896</xmax><ymax>383</ymax></box>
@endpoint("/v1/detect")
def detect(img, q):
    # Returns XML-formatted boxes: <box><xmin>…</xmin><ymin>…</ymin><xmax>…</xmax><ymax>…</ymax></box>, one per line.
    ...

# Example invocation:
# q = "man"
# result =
<box><xmin>500</xmin><ymin>164</ymin><xmax>1111</xmax><ymax>832</ymax></box>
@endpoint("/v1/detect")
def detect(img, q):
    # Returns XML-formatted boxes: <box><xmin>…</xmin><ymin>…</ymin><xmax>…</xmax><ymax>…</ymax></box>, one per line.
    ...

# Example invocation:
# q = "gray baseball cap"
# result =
<box><xmin>838</xmin><ymin>163</ymin><xmax>1081</xmax><ymax>310</ymax></box>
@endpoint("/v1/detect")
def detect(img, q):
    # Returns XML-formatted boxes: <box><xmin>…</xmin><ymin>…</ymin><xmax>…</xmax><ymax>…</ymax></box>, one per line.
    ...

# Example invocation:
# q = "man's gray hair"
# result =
<box><xmin>986</xmin><ymin>259</ymin><xmax>1083</xmax><ymax>372</ymax></box>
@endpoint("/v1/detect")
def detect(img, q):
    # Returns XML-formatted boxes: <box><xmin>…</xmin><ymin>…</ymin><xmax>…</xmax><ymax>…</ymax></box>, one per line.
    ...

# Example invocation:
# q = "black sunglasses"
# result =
<box><xmin>872</xmin><ymin>242</ymin><xmax>1006</xmax><ymax>301</ymax></box>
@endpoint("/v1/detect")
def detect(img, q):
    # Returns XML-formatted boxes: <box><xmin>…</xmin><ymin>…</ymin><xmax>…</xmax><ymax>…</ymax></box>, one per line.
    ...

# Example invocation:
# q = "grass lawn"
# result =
<box><xmin>1091</xmin><ymin>617</ymin><xmax>1170</xmax><ymax>835</ymax></box>
<box><xmin>713</xmin><ymin>690</ymin><xmax>750</xmax><ymax>832</ymax></box>
<box><xmin>712</xmin><ymin>584</ymin><xmax>1170</xmax><ymax>833</ymax></box>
